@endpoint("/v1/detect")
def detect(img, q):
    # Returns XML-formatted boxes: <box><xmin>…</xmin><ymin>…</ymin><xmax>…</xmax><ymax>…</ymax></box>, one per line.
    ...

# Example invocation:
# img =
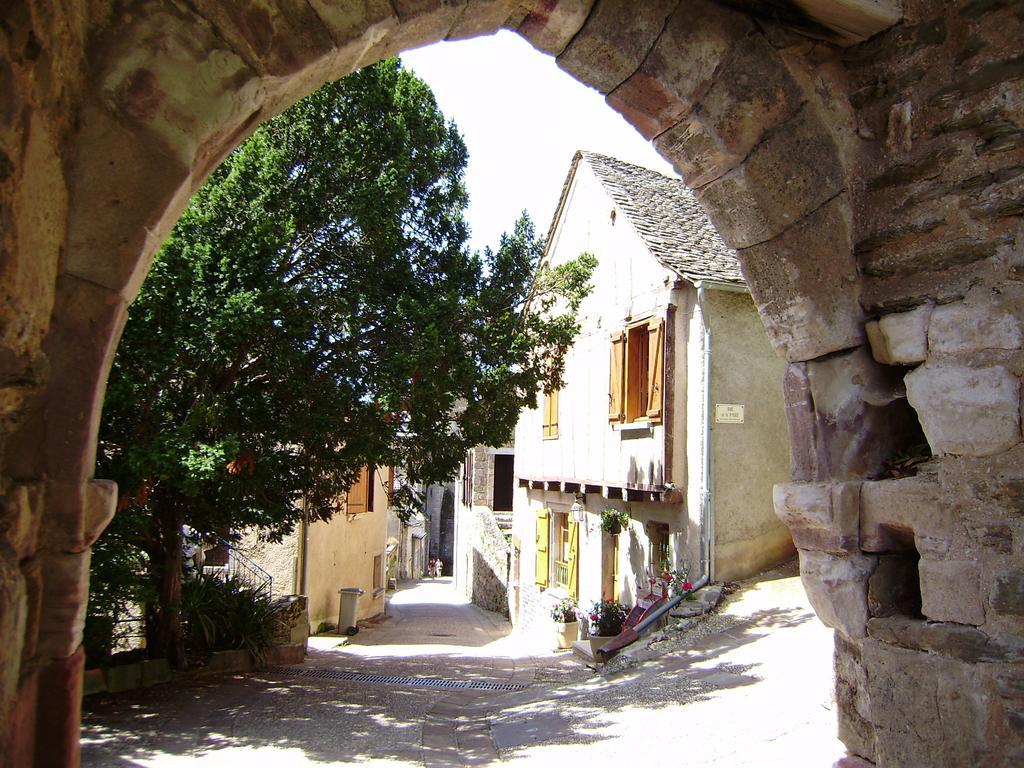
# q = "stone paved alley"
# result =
<box><xmin>81</xmin><ymin>572</ymin><xmax>842</xmax><ymax>767</ymax></box>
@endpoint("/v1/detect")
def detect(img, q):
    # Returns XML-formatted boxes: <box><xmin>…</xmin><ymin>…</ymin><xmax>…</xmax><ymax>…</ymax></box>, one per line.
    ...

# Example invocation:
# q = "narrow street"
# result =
<box><xmin>81</xmin><ymin>572</ymin><xmax>842</xmax><ymax>767</ymax></box>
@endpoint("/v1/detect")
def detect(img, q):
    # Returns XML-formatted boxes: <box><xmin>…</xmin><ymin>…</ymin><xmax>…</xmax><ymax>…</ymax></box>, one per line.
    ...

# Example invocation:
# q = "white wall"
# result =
<box><xmin>514</xmin><ymin>161</ymin><xmax>685</xmax><ymax>490</ymax></box>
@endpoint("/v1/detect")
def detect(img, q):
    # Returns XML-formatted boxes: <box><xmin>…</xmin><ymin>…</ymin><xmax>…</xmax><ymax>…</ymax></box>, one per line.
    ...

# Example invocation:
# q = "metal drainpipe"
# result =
<box><xmin>298</xmin><ymin>498</ymin><xmax>309</xmax><ymax>596</ymax></box>
<box><xmin>696</xmin><ymin>282</ymin><xmax>715</xmax><ymax>583</ymax></box>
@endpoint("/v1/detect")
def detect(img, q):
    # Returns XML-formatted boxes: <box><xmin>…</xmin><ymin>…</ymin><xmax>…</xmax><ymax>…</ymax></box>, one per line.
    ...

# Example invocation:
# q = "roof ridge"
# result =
<box><xmin>576</xmin><ymin>151</ymin><xmax>745</xmax><ymax>287</ymax></box>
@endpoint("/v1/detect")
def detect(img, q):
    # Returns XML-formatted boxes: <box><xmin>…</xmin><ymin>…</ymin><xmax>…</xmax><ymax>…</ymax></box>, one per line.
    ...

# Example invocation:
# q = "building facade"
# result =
<box><xmin>512</xmin><ymin>152</ymin><xmax>793</xmax><ymax>631</ymax></box>
<box><xmin>242</xmin><ymin>465</ymin><xmax>392</xmax><ymax>631</ymax></box>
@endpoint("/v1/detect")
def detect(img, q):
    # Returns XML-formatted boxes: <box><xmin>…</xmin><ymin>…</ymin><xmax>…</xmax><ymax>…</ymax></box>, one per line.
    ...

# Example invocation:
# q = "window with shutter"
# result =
<box><xmin>646</xmin><ymin>317</ymin><xmax>664</xmax><ymax>423</ymax></box>
<box><xmin>346</xmin><ymin>466</ymin><xmax>371</xmax><ymax>514</ymax></box>
<box><xmin>610</xmin><ymin>315</ymin><xmax>666</xmax><ymax>425</ymax></box>
<box><xmin>567</xmin><ymin>519</ymin><xmax>579</xmax><ymax>600</ymax></box>
<box><xmin>535</xmin><ymin>509</ymin><xmax>549</xmax><ymax>587</ymax></box>
<box><xmin>542</xmin><ymin>387</ymin><xmax>559</xmax><ymax>438</ymax></box>
<box><xmin>608</xmin><ymin>332</ymin><xmax>626</xmax><ymax>423</ymax></box>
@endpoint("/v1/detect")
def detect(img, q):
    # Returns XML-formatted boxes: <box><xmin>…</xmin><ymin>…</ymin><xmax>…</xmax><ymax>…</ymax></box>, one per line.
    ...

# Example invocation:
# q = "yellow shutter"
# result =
<box><xmin>609</xmin><ymin>332</ymin><xmax>626</xmax><ymax>423</ymax></box>
<box><xmin>647</xmin><ymin>317</ymin><xmax>664</xmax><ymax>422</ymax></box>
<box><xmin>567</xmin><ymin>519</ymin><xmax>579</xmax><ymax>600</ymax></box>
<box><xmin>346</xmin><ymin>466</ymin><xmax>370</xmax><ymax>514</ymax></box>
<box><xmin>542</xmin><ymin>388</ymin><xmax>559</xmax><ymax>438</ymax></box>
<box><xmin>535</xmin><ymin>509</ymin><xmax>549</xmax><ymax>587</ymax></box>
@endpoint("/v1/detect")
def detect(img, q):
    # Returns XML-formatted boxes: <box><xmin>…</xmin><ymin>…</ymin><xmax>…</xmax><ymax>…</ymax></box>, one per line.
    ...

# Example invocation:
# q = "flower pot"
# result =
<box><xmin>554</xmin><ymin>620</ymin><xmax>579</xmax><ymax>650</ymax></box>
<box><xmin>605</xmin><ymin>521</ymin><xmax>621</xmax><ymax>535</ymax></box>
<box><xmin>588</xmin><ymin>635</ymin><xmax>613</xmax><ymax>656</ymax></box>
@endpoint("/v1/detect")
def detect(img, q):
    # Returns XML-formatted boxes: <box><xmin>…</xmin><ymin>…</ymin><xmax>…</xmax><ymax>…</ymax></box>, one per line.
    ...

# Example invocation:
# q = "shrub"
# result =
<box><xmin>587</xmin><ymin>599</ymin><xmax>628</xmax><ymax>636</ymax></box>
<box><xmin>181</xmin><ymin>576</ymin><xmax>279</xmax><ymax>663</ymax></box>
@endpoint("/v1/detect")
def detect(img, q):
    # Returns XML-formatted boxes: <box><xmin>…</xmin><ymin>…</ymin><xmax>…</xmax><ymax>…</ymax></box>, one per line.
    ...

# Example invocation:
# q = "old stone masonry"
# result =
<box><xmin>1</xmin><ymin>1</ymin><xmax>1022</xmax><ymax>766</ymax></box>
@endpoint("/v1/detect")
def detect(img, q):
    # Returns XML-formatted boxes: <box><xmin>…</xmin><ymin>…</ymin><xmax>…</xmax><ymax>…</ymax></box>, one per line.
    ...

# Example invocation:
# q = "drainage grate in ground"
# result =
<box><xmin>277</xmin><ymin>668</ymin><xmax>526</xmax><ymax>692</ymax></box>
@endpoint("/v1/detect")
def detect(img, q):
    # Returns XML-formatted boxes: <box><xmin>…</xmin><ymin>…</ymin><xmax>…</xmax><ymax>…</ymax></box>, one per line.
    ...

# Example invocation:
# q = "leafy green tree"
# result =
<box><xmin>92</xmin><ymin>58</ymin><xmax>595</xmax><ymax>666</ymax></box>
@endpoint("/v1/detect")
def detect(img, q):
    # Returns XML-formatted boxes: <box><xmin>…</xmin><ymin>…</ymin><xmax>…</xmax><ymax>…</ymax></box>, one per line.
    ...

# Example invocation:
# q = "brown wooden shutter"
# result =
<box><xmin>535</xmin><ymin>509</ymin><xmax>550</xmax><ymax>587</ymax></box>
<box><xmin>567</xmin><ymin>519</ymin><xmax>579</xmax><ymax>600</ymax></box>
<box><xmin>646</xmin><ymin>317</ymin><xmax>665</xmax><ymax>422</ymax></box>
<box><xmin>347</xmin><ymin>466</ymin><xmax>370</xmax><ymax>514</ymax></box>
<box><xmin>609</xmin><ymin>332</ymin><xmax>626</xmax><ymax>423</ymax></box>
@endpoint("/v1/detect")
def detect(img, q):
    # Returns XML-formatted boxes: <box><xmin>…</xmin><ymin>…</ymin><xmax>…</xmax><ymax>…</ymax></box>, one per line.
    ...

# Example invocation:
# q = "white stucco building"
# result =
<box><xmin>510</xmin><ymin>152</ymin><xmax>794</xmax><ymax>631</ymax></box>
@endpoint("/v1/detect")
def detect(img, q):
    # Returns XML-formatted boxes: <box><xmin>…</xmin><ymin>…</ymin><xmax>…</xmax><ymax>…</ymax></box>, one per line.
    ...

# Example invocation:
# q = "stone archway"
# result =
<box><xmin>1</xmin><ymin>1</ymin><xmax>1021</xmax><ymax>766</ymax></box>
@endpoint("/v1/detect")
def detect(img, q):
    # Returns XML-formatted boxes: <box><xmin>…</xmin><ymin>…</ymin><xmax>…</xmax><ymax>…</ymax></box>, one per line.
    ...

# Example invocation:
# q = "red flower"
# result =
<box><xmin>683</xmin><ymin>581</ymin><xmax>693</xmax><ymax>591</ymax></box>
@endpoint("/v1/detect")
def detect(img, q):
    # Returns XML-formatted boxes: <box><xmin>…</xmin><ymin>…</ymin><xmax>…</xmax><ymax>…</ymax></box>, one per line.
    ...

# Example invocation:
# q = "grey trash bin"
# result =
<box><xmin>338</xmin><ymin>587</ymin><xmax>365</xmax><ymax>635</ymax></box>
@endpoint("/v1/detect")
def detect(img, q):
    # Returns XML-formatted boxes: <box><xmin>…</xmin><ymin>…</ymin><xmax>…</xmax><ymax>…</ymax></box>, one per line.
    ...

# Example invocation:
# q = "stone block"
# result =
<box><xmin>867</xmin><ymin>616</ymin><xmax>1024</xmax><ymax>663</ymax></box>
<box><xmin>1</xmin><ymin>482</ymin><xmax>43</xmax><ymax>560</ymax></box>
<box><xmin>919</xmin><ymin>559</ymin><xmax>985</xmax><ymax>625</ymax></box>
<box><xmin>36</xmin><ymin>549</ymin><xmax>91</xmax><ymax>660</ymax></box>
<box><xmin>991</xmin><ymin>570</ymin><xmax>1024</xmax><ymax>615</ymax></box>
<box><xmin>610</xmin><ymin>1</ymin><xmax>754</xmax><ymax>142</ymax></box>
<box><xmin>736</xmin><ymin>196</ymin><xmax>862</xmax><ymax>363</ymax></box>
<box><xmin>655</xmin><ymin>30</ymin><xmax>802</xmax><ymax>175</ymax></box>
<box><xmin>34</xmin><ymin>649</ymin><xmax>85</xmax><ymax>768</ymax></box>
<box><xmin>798</xmin><ymin>347</ymin><xmax>919</xmax><ymax>480</ymax></box>
<box><xmin>103</xmin><ymin>662</ymin><xmax>143</xmax><ymax>693</ymax></box>
<box><xmin>860</xmin><ymin>477</ymin><xmax>949</xmax><ymax>554</ymax></box>
<box><xmin>905</xmin><ymin>364</ymin><xmax>1022</xmax><ymax>457</ymax></box>
<box><xmin>5</xmin><ymin>275</ymin><xmax>129</xmax><ymax>483</ymax></box>
<box><xmin>929</xmin><ymin>293</ymin><xmax>1023</xmax><ymax>356</ymax></box>
<box><xmin>783</xmin><ymin>363</ymin><xmax>817</xmax><ymax>482</ymax></box>
<box><xmin>141</xmin><ymin>658</ymin><xmax>173</xmax><ymax>687</ymax></box>
<box><xmin>444</xmin><ymin>0</ymin><xmax>525</xmax><ymax>40</ymax></box>
<box><xmin>556</xmin><ymin>0</ymin><xmax>678</xmax><ymax>95</ymax></box>
<box><xmin>863</xmin><ymin>639</ymin><xmax>987</xmax><ymax>767</ymax></box>
<box><xmin>798</xmin><ymin>548</ymin><xmax>877</xmax><ymax>639</ymax></box>
<box><xmin>517</xmin><ymin>0</ymin><xmax>594</xmax><ymax>56</ymax></box>
<box><xmin>774</xmin><ymin>481</ymin><xmax>860</xmax><ymax>553</ymax></box>
<box><xmin>865</xmin><ymin>304</ymin><xmax>931</xmax><ymax>365</ymax></box>
<box><xmin>82</xmin><ymin>668</ymin><xmax>107</xmax><ymax>696</ymax></box>
<box><xmin>696</xmin><ymin>103</ymin><xmax>845</xmax><ymax>250</ymax></box>
<box><xmin>834</xmin><ymin>634</ymin><xmax>876</xmax><ymax>761</ymax></box>
<box><xmin>265</xmin><ymin>643</ymin><xmax>306</xmax><ymax>665</ymax></box>
<box><xmin>172</xmin><ymin>0</ymin><xmax>339</xmax><ymax>77</ymax></box>
<box><xmin>43</xmin><ymin>479</ymin><xmax>117</xmax><ymax>554</ymax></box>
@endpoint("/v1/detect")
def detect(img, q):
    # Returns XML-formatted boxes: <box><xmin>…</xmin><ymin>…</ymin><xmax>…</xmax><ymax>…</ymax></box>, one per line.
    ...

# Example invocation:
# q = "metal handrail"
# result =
<box><xmin>206</xmin><ymin>534</ymin><xmax>274</xmax><ymax>599</ymax></box>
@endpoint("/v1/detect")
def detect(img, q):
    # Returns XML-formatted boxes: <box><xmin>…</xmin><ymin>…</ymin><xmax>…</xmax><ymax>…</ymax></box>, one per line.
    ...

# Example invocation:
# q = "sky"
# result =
<box><xmin>401</xmin><ymin>30</ymin><xmax>676</xmax><ymax>255</ymax></box>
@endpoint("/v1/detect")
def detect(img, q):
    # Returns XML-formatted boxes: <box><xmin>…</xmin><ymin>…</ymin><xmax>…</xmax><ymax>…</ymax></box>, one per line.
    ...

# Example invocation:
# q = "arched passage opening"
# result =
<box><xmin>2</xmin><ymin>2</ymin><xmax>1022</xmax><ymax>766</ymax></box>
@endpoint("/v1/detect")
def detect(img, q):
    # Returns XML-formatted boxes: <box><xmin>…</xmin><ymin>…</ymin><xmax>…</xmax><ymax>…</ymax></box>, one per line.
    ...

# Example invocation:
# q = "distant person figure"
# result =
<box><xmin>427</xmin><ymin>558</ymin><xmax>436</xmax><ymax>578</ymax></box>
<box><xmin>433</xmin><ymin>558</ymin><xmax>444</xmax><ymax>578</ymax></box>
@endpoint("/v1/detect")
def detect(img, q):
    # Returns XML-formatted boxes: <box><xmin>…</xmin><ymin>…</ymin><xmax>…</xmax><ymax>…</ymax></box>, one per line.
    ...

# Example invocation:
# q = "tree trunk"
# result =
<box><xmin>146</xmin><ymin>502</ymin><xmax>186</xmax><ymax>668</ymax></box>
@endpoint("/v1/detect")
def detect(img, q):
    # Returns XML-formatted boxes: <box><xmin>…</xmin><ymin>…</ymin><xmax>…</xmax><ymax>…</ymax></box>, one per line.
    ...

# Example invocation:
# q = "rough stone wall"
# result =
<box><xmin>0</xmin><ymin>1</ymin><xmax>1022</xmax><ymax>766</ymax></box>
<box><xmin>773</xmin><ymin>3</ymin><xmax>1024</xmax><ymax>765</ymax></box>
<box><xmin>453</xmin><ymin>447</ymin><xmax>509</xmax><ymax>613</ymax></box>
<box><xmin>463</xmin><ymin>506</ymin><xmax>510</xmax><ymax>616</ymax></box>
<box><xmin>237</xmin><ymin>527</ymin><xmax>299</xmax><ymax>599</ymax></box>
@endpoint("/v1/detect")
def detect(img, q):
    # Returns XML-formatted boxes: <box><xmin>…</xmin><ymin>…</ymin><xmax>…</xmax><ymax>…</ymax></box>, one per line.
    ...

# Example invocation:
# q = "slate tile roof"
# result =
<box><xmin>573</xmin><ymin>150</ymin><xmax>745</xmax><ymax>286</ymax></box>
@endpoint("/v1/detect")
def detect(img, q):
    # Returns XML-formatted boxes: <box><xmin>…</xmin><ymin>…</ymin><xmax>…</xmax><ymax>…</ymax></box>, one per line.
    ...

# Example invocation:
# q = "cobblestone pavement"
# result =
<box><xmin>81</xmin><ymin>571</ymin><xmax>842</xmax><ymax>767</ymax></box>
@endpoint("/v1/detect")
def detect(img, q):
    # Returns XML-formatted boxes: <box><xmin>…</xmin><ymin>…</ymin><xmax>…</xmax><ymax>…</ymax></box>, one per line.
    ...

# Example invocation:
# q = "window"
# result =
<box><xmin>373</xmin><ymin>553</ymin><xmax>383</xmax><ymax>590</ymax></box>
<box><xmin>492</xmin><ymin>453</ymin><xmax>514</xmax><ymax>512</ymax></box>
<box><xmin>461</xmin><ymin>450</ymin><xmax>473</xmax><ymax>505</ymax></box>
<box><xmin>609</xmin><ymin>316</ymin><xmax>664</xmax><ymax>424</ymax></box>
<box><xmin>545</xmin><ymin>510</ymin><xmax>578</xmax><ymax>599</ymax></box>
<box><xmin>648</xmin><ymin>522</ymin><xmax>670</xmax><ymax>575</ymax></box>
<box><xmin>542</xmin><ymin>387</ymin><xmax>559</xmax><ymax>438</ymax></box>
<box><xmin>346</xmin><ymin>466</ymin><xmax>374</xmax><ymax>514</ymax></box>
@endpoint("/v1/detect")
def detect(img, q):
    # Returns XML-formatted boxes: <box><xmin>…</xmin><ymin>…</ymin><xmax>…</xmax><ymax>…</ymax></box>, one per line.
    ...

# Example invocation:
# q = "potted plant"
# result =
<box><xmin>663</xmin><ymin>565</ymin><xmax>694</xmax><ymax>598</ymax></box>
<box><xmin>586</xmin><ymin>599</ymin><xmax>628</xmax><ymax>655</ymax></box>
<box><xmin>600</xmin><ymin>508</ymin><xmax>630</xmax><ymax>535</ymax></box>
<box><xmin>550</xmin><ymin>597</ymin><xmax>579</xmax><ymax>650</ymax></box>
